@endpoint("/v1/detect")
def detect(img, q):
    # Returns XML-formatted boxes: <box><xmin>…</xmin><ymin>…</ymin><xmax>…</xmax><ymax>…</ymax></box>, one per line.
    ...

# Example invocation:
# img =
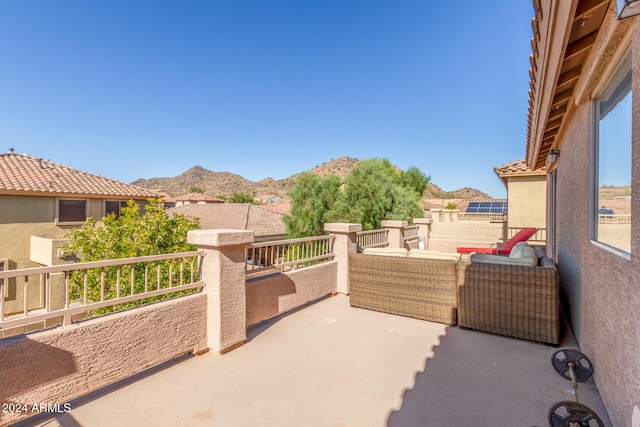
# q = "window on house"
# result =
<box><xmin>58</xmin><ymin>199</ymin><xmax>87</xmax><ymax>223</ymax></box>
<box><xmin>105</xmin><ymin>201</ymin><xmax>128</xmax><ymax>217</ymax></box>
<box><xmin>592</xmin><ymin>54</ymin><xmax>632</xmax><ymax>255</ymax></box>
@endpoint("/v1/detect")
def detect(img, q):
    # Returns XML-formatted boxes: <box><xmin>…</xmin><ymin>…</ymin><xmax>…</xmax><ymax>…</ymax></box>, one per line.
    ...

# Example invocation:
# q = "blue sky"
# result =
<box><xmin>0</xmin><ymin>1</ymin><xmax>533</xmax><ymax>198</ymax></box>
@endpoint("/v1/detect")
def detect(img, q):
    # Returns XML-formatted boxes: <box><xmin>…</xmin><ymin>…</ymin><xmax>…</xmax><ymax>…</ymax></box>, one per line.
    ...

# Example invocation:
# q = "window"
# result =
<box><xmin>592</xmin><ymin>53</ymin><xmax>632</xmax><ymax>255</ymax></box>
<box><xmin>105</xmin><ymin>201</ymin><xmax>128</xmax><ymax>217</ymax></box>
<box><xmin>58</xmin><ymin>199</ymin><xmax>87</xmax><ymax>223</ymax></box>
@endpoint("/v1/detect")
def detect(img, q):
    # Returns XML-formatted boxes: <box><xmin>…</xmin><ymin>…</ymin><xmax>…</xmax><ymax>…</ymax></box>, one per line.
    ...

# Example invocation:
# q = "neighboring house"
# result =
<box><xmin>174</xmin><ymin>192</ymin><xmax>226</xmax><ymax>206</ymax></box>
<box><xmin>154</xmin><ymin>189</ymin><xmax>177</xmax><ymax>208</ymax></box>
<box><xmin>526</xmin><ymin>1</ymin><xmax>638</xmax><ymax>425</ymax></box>
<box><xmin>264</xmin><ymin>195</ymin><xmax>284</xmax><ymax>204</ymax></box>
<box><xmin>493</xmin><ymin>159</ymin><xmax>546</xmax><ymax>230</ymax></box>
<box><xmin>0</xmin><ymin>151</ymin><xmax>159</xmax><ymax>314</ymax></box>
<box><xmin>262</xmin><ymin>200</ymin><xmax>291</xmax><ymax>216</ymax></box>
<box><xmin>167</xmin><ymin>203</ymin><xmax>286</xmax><ymax>242</ymax></box>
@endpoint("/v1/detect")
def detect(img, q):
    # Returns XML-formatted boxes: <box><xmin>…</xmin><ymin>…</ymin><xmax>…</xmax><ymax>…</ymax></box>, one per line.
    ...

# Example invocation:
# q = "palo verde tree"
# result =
<box><xmin>284</xmin><ymin>173</ymin><xmax>341</xmax><ymax>238</ymax></box>
<box><xmin>285</xmin><ymin>159</ymin><xmax>429</xmax><ymax>237</ymax></box>
<box><xmin>63</xmin><ymin>199</ymin><xmax>200</xmax><ymax>313</ymax></box>
<box><xmin>226</xmin><ymin>191</ymin><xmax>257</xmax><ymax>204</ymax></box>
<box><xmin>333</xmin><ymin>159</ymin><xmax>427</xmax><ymax>229</ymax></box>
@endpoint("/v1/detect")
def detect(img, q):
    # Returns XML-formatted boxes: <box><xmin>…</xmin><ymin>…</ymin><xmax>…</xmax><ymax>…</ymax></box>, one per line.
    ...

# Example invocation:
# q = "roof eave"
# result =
<box><xmin>527</xmin><ymin>0</ymin><xmax>580</xmax><ymax>168</ymax></box>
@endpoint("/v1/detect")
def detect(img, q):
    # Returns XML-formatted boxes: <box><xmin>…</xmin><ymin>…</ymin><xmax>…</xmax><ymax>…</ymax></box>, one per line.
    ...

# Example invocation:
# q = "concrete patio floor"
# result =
<box><xmin>14</xmin><ymin>294</ymin><xmax>611</xmax><ymax>427</ymax></box>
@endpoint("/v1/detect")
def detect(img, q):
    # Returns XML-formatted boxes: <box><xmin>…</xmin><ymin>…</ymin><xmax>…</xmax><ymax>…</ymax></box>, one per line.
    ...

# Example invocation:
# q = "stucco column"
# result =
<box><xmin>324</xmin><ymin>223</ymin><xmax>361</xmax><ymax>295</ymax></box>
<box><xmin>187</xmin><ymin>229</ymin><xmax>254</xmax><ymax>354</ymax></box>
<box><xmin>413</xmin><ymin>218</ymin><xmax>432</xmax><ymax>250</ymax></box>
<box><xmin>381</xmin><ymin>220</ymin><xmax>408</xmax><ymax>249</ymax></box>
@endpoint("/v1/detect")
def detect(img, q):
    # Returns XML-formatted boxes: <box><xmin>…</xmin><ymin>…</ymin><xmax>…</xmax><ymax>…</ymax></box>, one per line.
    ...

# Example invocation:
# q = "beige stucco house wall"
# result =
<box><xmin>525</xmin><ymin>1</ymin><xmax>639</xmax><ymax>425</ymax></box>
<box><xmin>0</xmin><ymin>152</ymin><xmax>158</xmax><ymax>317</ymax></box>
<box><xmin>494</xmin><ymin>159</ymin><xmax>547</xmax><ymax>229</ymax></box>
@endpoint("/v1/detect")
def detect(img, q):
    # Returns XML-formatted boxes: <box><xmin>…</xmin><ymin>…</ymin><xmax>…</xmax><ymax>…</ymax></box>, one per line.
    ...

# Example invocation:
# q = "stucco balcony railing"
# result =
<box><xmin>0</xmin><ymin>251</ymin><xmax>204</xmax><ymax>331</ymax></box>
<box><xmin>356</xmin><ymin>229</ymin><xmax>389</xmax><ymax>251</ymax></box>
<box><xmin>245</xmin><ymin>235</ymin><xmax>335</xmax><ymax>276</ymax></box>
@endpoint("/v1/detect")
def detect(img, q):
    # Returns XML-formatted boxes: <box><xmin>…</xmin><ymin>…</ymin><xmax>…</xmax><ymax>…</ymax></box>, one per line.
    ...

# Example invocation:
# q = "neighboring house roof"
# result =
<box><xmin>0</xmin><ymin>152</ymin><xmax>159</xmax><ymax>199</ymax></box>
<box><xmin>174</xmin><ymin>192</ymin><xmax>225</xmax><ymax>203</ymax></box>
<box><xmin>154</xmin><ymin>189</ymin><xmax>177</xmax><ymax>204</ymax></box>
<box><xmin>167</xmin><ymin>203</ymin><xmax>286</xmax><ymax>238</ymax></box>
<box><xmin>494</xmin><ymin>158</ymin><xmax>546</xmax><ymax>188</ymax></box>
<box><xmin>262</xmin><ymin>200</ymin><xmax>291</xmax><ymax>215</ymax></box>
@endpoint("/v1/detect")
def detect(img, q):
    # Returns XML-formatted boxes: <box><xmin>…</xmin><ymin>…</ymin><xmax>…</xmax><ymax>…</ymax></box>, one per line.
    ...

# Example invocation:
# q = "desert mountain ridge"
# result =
<box><xmin>131</xmin><ymin>157</ymin><xmax>492</xmax><ymax>202</ymax></box>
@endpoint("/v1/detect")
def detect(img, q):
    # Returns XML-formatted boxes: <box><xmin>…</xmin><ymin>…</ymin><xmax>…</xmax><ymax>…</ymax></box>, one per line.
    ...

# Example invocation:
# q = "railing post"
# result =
<box><xmin>381</xmin><ymin>220</ymin><xmax>408</xmax><ymax>248</ymax></box>
<box><xmin>430</xmin><ymin>209</ymin><xmax>441</xmax><ymax>223</ymax></box>
<box><xmin>324</xmin><ymin>223</ymin><xmax>361</xmax><ymax>295</ymax></box>
<box><xmin>413</xmin><ymin>218</ymin><xmax>433</xmax><ymax>250</ymax></box>
<box><xmin>187</xmin><ymin>229</ymin><xmax>254</xmax><ymax>354</ymax></box>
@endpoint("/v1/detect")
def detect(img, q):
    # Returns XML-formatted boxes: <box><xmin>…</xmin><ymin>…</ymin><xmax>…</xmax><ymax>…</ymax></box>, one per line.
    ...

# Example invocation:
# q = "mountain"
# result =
<box><xmin>423</xmin><ymin>183</ymin><xmax>491</xmax><ymax>200</ymax></box>
<box><xmin>131</xmin><ymin>157</ymin><xmax>493</xmax><ymax>202</ymax></box>
<box><xmin>131</xmin><ymin>166</ymin><xmax>254</xmax><ymax>196</ymax></box>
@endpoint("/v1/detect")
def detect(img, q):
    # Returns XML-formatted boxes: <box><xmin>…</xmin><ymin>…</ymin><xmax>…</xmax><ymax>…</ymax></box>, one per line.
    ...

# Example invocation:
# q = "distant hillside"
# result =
<box><xmin>131</xmin><ymin>166</ymin><xmax>254</xmax><ymax>196</ymax></box>
<box><xmin>423</xmin><ymin>183</ymin><xmax>491</xmax><ymax>200</ymax></box>
<box><xmin>131</xmin><ymin>157</ymin><xmax>492</xmax><ymax>203</ymax></box>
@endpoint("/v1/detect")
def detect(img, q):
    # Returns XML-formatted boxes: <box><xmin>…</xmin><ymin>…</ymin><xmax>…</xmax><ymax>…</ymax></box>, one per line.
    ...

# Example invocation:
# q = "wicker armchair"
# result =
<box><xmin>457</xmin><ymin>257</ymin><xmax>560</xmax><ymax>345</ymax></box>
<box><xmin>348</xmin><ymin>253</ymin><xmax>458</xmax><ymax>325</ymax></box>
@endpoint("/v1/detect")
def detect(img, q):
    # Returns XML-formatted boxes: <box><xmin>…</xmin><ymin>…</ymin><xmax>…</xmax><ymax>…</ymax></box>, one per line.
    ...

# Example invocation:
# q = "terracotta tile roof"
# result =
<box><xmin>246</xmin><ymin>205</ymin><xmax>286</xmax><ymax>238</ymax></box>
<box><xmin>174</xmin><ymin>192</ymin><xmax>226</xmax><ymax>203</ymax></box>
<box><xmin>0</xmin><ymin>152</ymin><xmax>159</xmax><ymax>198</ymax></box>
<box><xmin>167</xmin><ymin>204</ymin><xmax>285</xmax><ymax>238</ymax></box>
<box><xmin>262</xmin><ymin>201</ymin><xmax>291</xmax><ymax>215</ymax></box>
<box><xmin>493</xmin><ymin>158</ymin><xmax>546</xmax><ymax>188</ymax></box>
<box><xmin>494</xmin><ymin>158</ymin><xmax>545</xmax><ymax>175</ymax></box>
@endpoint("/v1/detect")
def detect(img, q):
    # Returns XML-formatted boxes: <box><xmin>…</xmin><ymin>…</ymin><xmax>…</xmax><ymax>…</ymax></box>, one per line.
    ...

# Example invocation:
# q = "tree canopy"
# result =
<box><xmin>285</xmin><ymin>159</ymin><xmax>429</xmax><ymax>237</ymax></box>
<box><xmin>62</xmin><ymin>199</ymin><xmax>201</xmax><ymax>313</ymax></box>
<box><xmin>64</xmin><ymin>199</ymin><xmax>200</xmax><ymax>260</ymax></box>
<box><xmin>284</xmin><ymin>173</ymin><xmax>341</xmax><ymax>237</ymax></box>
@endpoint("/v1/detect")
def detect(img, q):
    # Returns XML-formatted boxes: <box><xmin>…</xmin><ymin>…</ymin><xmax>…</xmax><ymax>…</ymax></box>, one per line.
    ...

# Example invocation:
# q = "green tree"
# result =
<box><xmin>227</xmin><ymin>191</ymin><xmax>257</xmax><ymax>204</ymax></box>
<box><xmin>285</xmin><ymin>159</ymin><xmax>428</xmax><ymax>235</ymax></box>
<box><xmin>63</xmin><ymin>199</ymin><xmax>200</xmax><ymax>313</ymax></box>
<box><xmin>284</xmin><ymin>173</ymin><xmax>341</xmax><ymax>237</ymax></box>
<box><xmin>334</xmin><ymin>159</ymin><xmax>426</xmax><ymax>229</ymax></box>
<box><xmin>333</xmin><ymin>159</ymin><xmax>396</xmax><ymax>230</ymax></box>
<box><xmin>187</xmin><ymin>184</ymin><xmax>204</xmax><ymax>193</ymax></box>
<box><xmin>400</xmin><ymin>166</ymin><xmax>430</xmax><ymax>196</ymax></box>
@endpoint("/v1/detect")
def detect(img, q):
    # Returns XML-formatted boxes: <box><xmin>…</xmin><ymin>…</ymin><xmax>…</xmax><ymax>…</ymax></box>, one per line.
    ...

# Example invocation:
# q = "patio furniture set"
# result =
<box><xmin>348</xmin><ymin>232</ymin><xmax>560</xmax><ymax>345</ymax></box>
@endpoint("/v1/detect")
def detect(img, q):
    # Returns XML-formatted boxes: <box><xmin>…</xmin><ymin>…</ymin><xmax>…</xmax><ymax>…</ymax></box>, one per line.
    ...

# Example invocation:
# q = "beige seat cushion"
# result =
<box><xmin>408</xmin><ymin>249</ymin><xmax>461</xmax><ymax>261</ymax></box>
<box><xmin>362</xmin><ymin>247</ymin><xmax>408</xmax><ymax>257</ymax></box>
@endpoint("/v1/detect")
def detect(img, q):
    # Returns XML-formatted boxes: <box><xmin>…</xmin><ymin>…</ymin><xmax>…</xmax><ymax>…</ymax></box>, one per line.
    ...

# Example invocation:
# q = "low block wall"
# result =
<box><xmin>246</xmin><ymin>261</ymin><xmax>337</xmax><ymax>326</ymax></box>
<box><xmin>0</xmin><ymin>293</ymin><xmax>208</xmax><ymax>426</ymax></box>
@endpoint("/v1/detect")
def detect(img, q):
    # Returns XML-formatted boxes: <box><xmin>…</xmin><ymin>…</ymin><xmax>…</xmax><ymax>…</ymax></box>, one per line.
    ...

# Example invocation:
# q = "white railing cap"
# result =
<box><xmin>324</xmin><ymin>223</ymin><xmax>362</xmax><ymax>233</ymax></box>
<box><xmin>188</xmin><ymin>229</ymin><xmax>254</xmax><ymax>247</ymax></box>
<box><xmin>413</xmin><ymin>218</ymin><xmax>433</xmax><ymax>225</ymax></box>
<box><xmin>381</xmin><ymin>220</ymin><xmax>408</xmax><ymax>228</ymax></box>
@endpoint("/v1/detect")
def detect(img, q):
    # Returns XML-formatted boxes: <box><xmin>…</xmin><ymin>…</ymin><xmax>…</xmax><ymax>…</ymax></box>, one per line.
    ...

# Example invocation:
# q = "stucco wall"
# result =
<box><xmin>0</xmin><ymin>293</ymin><xmax>208</xmax><ymax>426</ymax></box>
<box><xmin>246</xmin><ymin>261</ymin><xmax>337</xmax><ymax>326</ymax></box>
<box><xmin>507</xmin><ymin>176</ymin><xmax>547</xmax><ymax>228</ymax></box>
<box><xmin>553</xmin><ymin>9</ymin><xmax>640</xmax><ymax>426</ymax></box>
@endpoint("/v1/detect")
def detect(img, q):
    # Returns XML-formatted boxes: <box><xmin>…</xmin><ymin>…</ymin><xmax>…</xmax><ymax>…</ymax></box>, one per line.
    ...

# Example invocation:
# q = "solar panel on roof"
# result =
<box><xmin>465</xmin><ymin>200</ymin><xmax>508</xmax><ymax>214</ymax></box>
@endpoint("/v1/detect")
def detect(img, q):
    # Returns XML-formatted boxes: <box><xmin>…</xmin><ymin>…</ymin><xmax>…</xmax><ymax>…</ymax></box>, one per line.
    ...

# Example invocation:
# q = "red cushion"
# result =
<box><xmin>457</xmin><ymin>227</ymin><xmax>537</xmax><ymax>255</ymax></box>
<box><xmin>456</xmin><ymin>247</ymin><xmax>497</xmax><ymax>254</ymax></box>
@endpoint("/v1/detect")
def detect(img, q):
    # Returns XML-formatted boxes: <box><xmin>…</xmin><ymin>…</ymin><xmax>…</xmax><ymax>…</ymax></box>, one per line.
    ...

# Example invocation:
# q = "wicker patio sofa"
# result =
<box><xmin>348</xmin><ymin>250</ymin><xmax>459</xmax><ymax>325</ymax></box>
<box><xmin>457</xmin><ymin>246</ymin><xmax>561</xmax><ymax>345</ymax></box>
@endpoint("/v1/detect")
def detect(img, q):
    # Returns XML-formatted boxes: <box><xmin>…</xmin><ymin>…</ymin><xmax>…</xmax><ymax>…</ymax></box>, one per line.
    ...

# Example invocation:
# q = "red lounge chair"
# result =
<box><xmin>457</xmin><ymin>227</ymin><xmax>537</xmax><ymax>255</ymax></box>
